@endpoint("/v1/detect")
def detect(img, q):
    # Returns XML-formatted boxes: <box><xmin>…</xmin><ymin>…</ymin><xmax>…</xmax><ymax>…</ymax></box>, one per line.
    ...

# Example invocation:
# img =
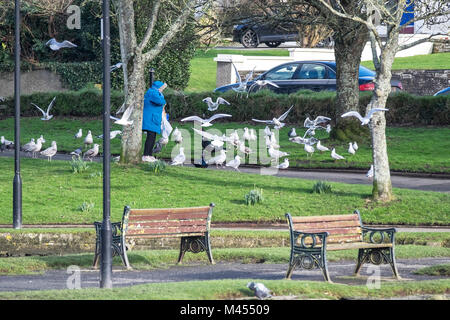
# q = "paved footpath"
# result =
<box><xmin>0</xmin><ymin>258</ymin><xmax>448</xmax><ymax>292</ymax></box>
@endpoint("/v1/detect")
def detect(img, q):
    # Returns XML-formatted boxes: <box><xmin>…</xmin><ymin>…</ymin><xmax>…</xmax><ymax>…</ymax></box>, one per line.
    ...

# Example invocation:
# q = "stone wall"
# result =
<box><xmin>0</xmin><ymin>69</ymin><xmax>67</xmax><ymax>98</ymax></box>
<box><xmin>392</xmin><ymin>69</ymin><xmax>450</xmax><ymax>96</ymax></box>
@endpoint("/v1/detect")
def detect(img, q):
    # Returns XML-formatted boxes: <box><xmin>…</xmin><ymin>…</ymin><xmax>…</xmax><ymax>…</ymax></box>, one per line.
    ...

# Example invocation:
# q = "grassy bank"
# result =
<box><xmin>0</xmin><ymin>157</ymin><xmax>449</xmax><ymax>225</ymax></box>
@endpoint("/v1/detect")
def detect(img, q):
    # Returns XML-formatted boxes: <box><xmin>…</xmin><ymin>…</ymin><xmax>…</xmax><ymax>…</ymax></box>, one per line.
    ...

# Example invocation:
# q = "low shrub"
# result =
<box><xmin>146</xmin><ymin>160</ymin><xmax>167</xmax><ymax>174</ymax></box>
<box><xmin>312</xmin><ymin>181</ymin><xmax>333</xmax><ymax>194</ymax></box>
<box><xmin>70</xmin><ymin>156</ymin><xmax>89</xmax><ymax>174</ymax></box>
<box><xmin>244</xmin><ymin>186</ymin><xmax>264</xmax><ymax>206</ymax></box>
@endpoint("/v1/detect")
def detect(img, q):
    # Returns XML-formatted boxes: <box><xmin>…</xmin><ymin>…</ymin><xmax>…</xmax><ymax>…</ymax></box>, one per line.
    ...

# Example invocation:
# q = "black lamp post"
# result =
<box><xmin>149</xmin><ymin>68</ymin><xmax>155</xmax><ymax>87</ymax></box>
<box><xmin>13</xmin><ymin>0</ymin><xmax>22</xmax><ymax>230</ymax></box>
<box><xmin>100</xmin><ymin>0</ymin><xmax>113</xmax><ymax>289</ymax></box>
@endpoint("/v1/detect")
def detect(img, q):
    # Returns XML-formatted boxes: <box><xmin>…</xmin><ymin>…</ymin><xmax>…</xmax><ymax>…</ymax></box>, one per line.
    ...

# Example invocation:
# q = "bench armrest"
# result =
<box><xmin>94</xmin><ymin>221</ymin><xmax>123</xmax><ymax>238</ymax></box>
<box><xmin>361</xmin><ymin>226</ymin><xmax>396</xmax><ymax>244</ymax></box>
<box><xmin>292</xmin><ymin>230</ymin><xmax>329</xmax><ymax>249</ymax></box>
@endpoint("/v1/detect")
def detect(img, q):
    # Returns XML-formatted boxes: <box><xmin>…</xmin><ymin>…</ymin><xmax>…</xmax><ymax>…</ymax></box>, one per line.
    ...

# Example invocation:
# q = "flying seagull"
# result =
<box><xmin>110</xmin><ymin>62</ymin><xmax>123</xmax><ymax>72</ymax></box>
<box><xmin>304</xmin><ymin>116</ymin><xmax>331</xmax><ymax>128</ymax></box>
<box><xmin>252</xmin><ymin>105</ymin><xmax>294</xmax><ymax>130</ymax></box>
<box><xmin>46</xmin><ymin>38</ymin><xmax>77</xmax><ymax>51</ymax></box>
<box><xmin>247</xmin><ymin>282</ymin><xmax>272</xmax><ymax>300</ymax></box>
<box><xmin>247</xmin><ymin>80</ymin><xmax>280</xmax><ymax>96</ymax></box>
<box><xmin>341</xmin><ymin>108</ymin><xmax>389</xmax><ymax>125</ymax></box>
<box><xmin>110</xmin><ymin>105</ymin><xmax>133</xmax><ymax>126</ymax></box>
<box><xmin>40</xmin><ymin>141</ymin><xmax>57</xmax><ymax>161</ymax></box>
<box><xmin>31</xmin><ymin>96</ymin><xmax>56</xmax><ymax>120</ymax></box>
<box><xmin>202</xmin><ymin>97</ymin><xmax>230</xmax><ymax>112</ymax></box>
<box><xmin>192</xmin><ymin>128</ymin><xmax>231</xmax><ymax>147</ymax></box>
<box><xmin>181</xmin><ymin>114</ymin><xmax>232</xmax><ymax>127</ymax></box>
<box><xmin>97</xmin><ymin>130</ymin><xmax>122</xmax><ymax>140</ymax></box>
<box><xmin>232</xmin><ymin>63</ymin><xmax>255</xmax><ymax>94</ymax></box>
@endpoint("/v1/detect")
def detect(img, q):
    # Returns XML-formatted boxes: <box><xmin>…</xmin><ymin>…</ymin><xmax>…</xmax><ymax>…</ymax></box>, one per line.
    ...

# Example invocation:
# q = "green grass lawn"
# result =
<box><xmin>0</xmin><ymin>157</ymin><xmax>448</xmax><ymax>225</ymax></box>
<box><xmin>362</xmin><ymin>52</ymin><xmax>450</xmax><ymax>70</ymax></box>
<box><xmin>0</xmin><ymin>278</ymin><xmax>448</xmax><ymax>300</ymax></box>
<box><xmin>1</xmin><ymin>117</ymin><xmax>449</xmax><ymax>173</ymax></box>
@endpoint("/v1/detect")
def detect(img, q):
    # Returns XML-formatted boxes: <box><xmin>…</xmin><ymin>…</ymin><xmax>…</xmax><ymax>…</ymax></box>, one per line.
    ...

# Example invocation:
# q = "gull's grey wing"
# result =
<box><xmin>252</xmin><ymin>119</ymin><xmax>272</xmax><ymax>124</ymax></box>
<box><xmin>265</xmin><ymin>80</ymin><xmax>280</xmax><ymax>88</ymax></box>
<box><xmin>232</xmin><ymin>63</ymin><xmax>241</xmax><ymax>83</ymax></box>
<box><xmin>193</xmin><ymin>128</ymin><xmax>215</xmax><ymax>140</ymax></box>
<box><xmin>314</xmin><ymin>116</ymin><xmax>331</xmax><ymax>124</ymax></box>
<box><xmin>61</xmin><ymin>40</ymin><xmax>77</xmax><ymax>48</ymax></box>
<box><xmin>207</xmin><ymin>113</ymin><xmax>232</xmax><ymax>122</ymax></box>
<box><xmin>45</xmin><ymin>38</ymin><xmax>55</xmax><ymax>46</ymax></box>
<box><xmin>244</xmin><ymin>66</ymin><xmax>255</xmax><ymax>83</ymax></box>
<box><xmin>181</xmin><ymin>115</ymin><xmax>204</xmax><ymax>122</ymax></box>
<box><xmin>47</xmin><ymin>96</ymin><xmax>56</xmax><ymax>113</ymax></box>
<box><xmin>278</xmin><ymin>105</ymin><xmax>294</xmax><ymax>121</ymax></box>
<box><xmin>341</xmin><ymin>111</ymin><xmax>364</xmax><ymax>122</ymax></box>
<box><xmin>31</xmin><ymin>103</ymin><xmax>46</xmax><ymax>116</ymax></box>
<box><xmin>367</xmin><ymin>108</ymin><xmax>389</xmax><ymax>118</ymax></box>
<box><xmin>202</xmin><ymin>97</ymin><xmax>213</xmax><ymax>105</ymax></box>
<box><xmin>216</xmin><ymin>97</ymin><xmax>230</xmax><ymax>105</ymax></box>
<box><xmin>110</xmin><ymin>115</ymin><xmax>121</xmax><ymax>121</ymax></box>
<box><xmin>121</xmin><ymin>105</ymin><xmax>134</xmax><ymax>121</ymax></box>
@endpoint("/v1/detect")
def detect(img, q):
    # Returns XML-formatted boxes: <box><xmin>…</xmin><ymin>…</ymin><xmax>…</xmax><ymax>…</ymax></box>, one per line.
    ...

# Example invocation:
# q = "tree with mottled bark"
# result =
<box><xmin>114</xmin><ymin>0</ymin><xmax>214</xmax><ymax>164</ymax></box>
<box><xmin>315</xmin><ymin>0</ymin><xmax>450</xmax><ymax>202</ymax></box>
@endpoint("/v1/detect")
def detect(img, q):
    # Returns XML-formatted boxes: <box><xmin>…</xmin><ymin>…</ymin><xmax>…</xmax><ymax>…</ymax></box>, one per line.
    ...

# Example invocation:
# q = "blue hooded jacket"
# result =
<box><xmin>142</xmin><ymin>81</ymin><xmax>166</xmax><ymax>133</ymax></box>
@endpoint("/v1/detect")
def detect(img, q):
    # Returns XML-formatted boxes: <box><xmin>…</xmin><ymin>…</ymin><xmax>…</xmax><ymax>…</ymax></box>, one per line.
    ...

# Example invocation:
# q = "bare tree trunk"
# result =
<box><xmin>331</xmin><ymin>20</ymin><xmax>369</xmax><ymax>141</ymax></box>
<box><xmin>367</xmin><ymin>29</ymin><xmax>399</xmax><ymax>202</ymax></box>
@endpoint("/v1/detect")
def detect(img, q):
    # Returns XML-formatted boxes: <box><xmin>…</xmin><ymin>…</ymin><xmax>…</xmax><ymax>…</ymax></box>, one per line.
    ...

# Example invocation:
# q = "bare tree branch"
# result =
<box><xmin>137</xmin><ymin>0</ymin><xmax>162</xmax><ymax>53</ymax></box>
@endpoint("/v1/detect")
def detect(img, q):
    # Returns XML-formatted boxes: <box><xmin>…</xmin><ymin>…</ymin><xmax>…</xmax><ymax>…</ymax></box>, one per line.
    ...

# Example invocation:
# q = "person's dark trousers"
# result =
<box><xmin>143</xmin><ymin>130</ymin><xmax>157</xmax><ymax>156</ymax></box>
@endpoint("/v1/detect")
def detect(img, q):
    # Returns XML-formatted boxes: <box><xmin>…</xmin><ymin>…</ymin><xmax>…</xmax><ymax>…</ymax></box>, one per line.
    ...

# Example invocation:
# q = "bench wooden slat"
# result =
<box><xmin>130</xmin><ymin>207</ymin><xmax>210</xmax><ymax>215</ymax></box>
<box><xmin>128</xmin><ymin>212</ymin><xmax>209</xmax><ymax>222</ymax></box>
<box><xmin>293</xmin><ymin>219</ymin><xmax>361</xmax><ymax>231</ymax></box>
<box><xmin>296</xmin><ymin>227</ymin><xmax>362</xmax><ymax>236</ymax></box>
<box><xmin>291</xmin><ymin>214</ymin><xmax>359</xmax><ymax>223</ymax></box>
<box><xmin>127</xmin><ymin>232</ymin><xmax>205</xmax><ymax>239</ymax></box>
<box><xmin>128</xmin><ymin>220</ymin><xmax>207</xmax><ymax>229</ymax></box>
<box><xmin>298</xmin><ymin>234</ymin><xmax>363</xmax><ymax>245</ymax></box>
<box><xmin>127</xmin><ymin>225</ymin><xmax>207</xmax><ymax>236</ymax></box>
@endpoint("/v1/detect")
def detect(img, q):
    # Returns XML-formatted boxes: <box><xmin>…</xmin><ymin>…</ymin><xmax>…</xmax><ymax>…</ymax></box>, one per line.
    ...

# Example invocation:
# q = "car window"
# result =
<box><xmin>293</xmin><ymin>64</ymin><xmax>327</xmax><ymax>80</ymax></box>
<box><xmin>359</xmin><ymin>66</ymin><xmax>376</xmax><ymax>77</ymax></box>
<box><xmin>264</xmin><ymin>64</ymin><xmax>300</xmax><ymax>80</ymax></box>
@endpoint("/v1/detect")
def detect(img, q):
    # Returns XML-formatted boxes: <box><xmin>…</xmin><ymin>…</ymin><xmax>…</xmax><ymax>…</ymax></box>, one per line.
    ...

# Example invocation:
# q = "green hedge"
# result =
<box><xmin>1</xmin><ymin>89</ymin><xmax>449</xmax><ymax>126</ymax></box>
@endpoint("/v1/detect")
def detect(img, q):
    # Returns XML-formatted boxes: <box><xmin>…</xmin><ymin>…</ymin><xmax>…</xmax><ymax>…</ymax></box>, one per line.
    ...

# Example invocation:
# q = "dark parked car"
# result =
<box><xmin>433</xmin><ymin>87</ymin><xmax>450</xmax><ymax>96</ymax></box>
<box><xmin>232</xmin><ymin>22</ymin><xmax>299</xmax><ymax>48</ymax></box>
<box><xmin>214</xmin><ymin>61</ymin><xmax>403</xmax><ymax>94</ymax></box>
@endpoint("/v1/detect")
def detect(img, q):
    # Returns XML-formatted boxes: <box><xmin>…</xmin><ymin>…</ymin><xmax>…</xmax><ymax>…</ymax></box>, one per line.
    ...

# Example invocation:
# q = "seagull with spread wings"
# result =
<box><xmin>341</xmin><ymin>108</ymin><xmax>389</xmax><ymax>125</ymax></box>
<box><xmin>252</xmin><ymin>105</ymin><xmax>294</xmax><ymax>130</ymax></box>
<box><xmin>31</xmin><ymin>97</ymin><xmax>56</xmax><ymax>120</ymax></box>
<box><xmin>181</xmin><ymin>113</ymin><xmax>232</xmax><ymax>127</ymax></box>
<box><xmin>202</xmin><ymin>97</ymin><xmax>230</xmax><ymax>112</ymax></box>
<box><xmin>46</xmin><ymin>38</ymin><xmax>77</xmax><ymax>51</ymax></box>
<box><xmin>232</xmin><ymin>63</ymin><xmax>255</xmax><ymax>94</ymax></box>
<box><xmin>110</xmin><ymin>105</ymin><xmax>133</xmax><ymax>126</ymax></box>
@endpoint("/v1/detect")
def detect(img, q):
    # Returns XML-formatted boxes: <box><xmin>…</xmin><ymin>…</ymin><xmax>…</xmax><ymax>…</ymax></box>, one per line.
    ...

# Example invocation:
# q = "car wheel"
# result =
<box><xmin>265</xmin><ymin>41</ymin><xmax>282</xmax><ymax>48</ymax></box>
<box><xmin>241</xmin><ymin>29</ymin><xmax>259</xmax><ymax>48</ymax></box>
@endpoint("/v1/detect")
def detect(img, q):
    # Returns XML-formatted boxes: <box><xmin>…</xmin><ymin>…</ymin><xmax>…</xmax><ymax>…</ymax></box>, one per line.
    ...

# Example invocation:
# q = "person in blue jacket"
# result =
<box><xmin>142</xmin><ymin>80</ymin><xmax>167</xmax><ymax>162</ymax></box>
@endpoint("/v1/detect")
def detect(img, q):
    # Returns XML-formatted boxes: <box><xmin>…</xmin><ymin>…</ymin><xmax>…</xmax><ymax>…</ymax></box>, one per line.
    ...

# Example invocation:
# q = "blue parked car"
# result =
<box><xmin>433</xmin><ymin>87</ymin><xmax>450</xmax><ymax>96</ymax></box>
<box><xmin>214</xmin><ymin>61</ymin><xmax>403</xmax><ymax>94</ymax></box>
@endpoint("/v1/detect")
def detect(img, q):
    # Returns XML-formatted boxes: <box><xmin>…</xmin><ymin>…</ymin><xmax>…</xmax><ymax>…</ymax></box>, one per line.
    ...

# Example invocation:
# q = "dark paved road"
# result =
<box><xmin>0</xmin><ymin>258</ymin><xmax>448</xmax><ymax>292</ymax></box>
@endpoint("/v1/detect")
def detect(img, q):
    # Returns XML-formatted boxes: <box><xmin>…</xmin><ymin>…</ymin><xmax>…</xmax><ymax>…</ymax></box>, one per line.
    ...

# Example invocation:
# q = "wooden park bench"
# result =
<box><xmin>285</xmin><ymin>210</ymin><xmax>400</xmax><ymax>283</ymax></box>
<box><xmin>93</xmin><ymin>204</ymin><xmax>215</xmax><ymax>269</ymax></box>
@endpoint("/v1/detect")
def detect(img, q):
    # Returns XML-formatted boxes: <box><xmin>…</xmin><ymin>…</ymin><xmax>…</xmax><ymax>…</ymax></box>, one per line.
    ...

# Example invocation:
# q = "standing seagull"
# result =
<box><xmin>288</xmin><ymin>128</ymin><xmax>297</xmax><ymax>138</ymax></box>
<box><xmin>252</xmin><ymin>105</ymin><xmax>294</xmax><ymax>130</ymax></box>
<box><xmin>30</xmin><ymin>138</ymin><xmax>43</xmax><ymax>158</ymax></box>
<box><xmin>31</xmin><ymin>96</ymin><xmax>56</xmax><ymax>120</ymax></box>
<box><xmin>331</xmin><ymin>148</ymin><xmax>345</xmax><ymax>161</ymax></box>
<box><xmin>276</xmin><ymin>158</ymin><xmax>289</xmax><ymax>169</ymax></box>
<box><xmin>226</xmin><ymin>155</ymin><xmax>241</xmax><ymax>172</ymax></box>
<box><xmin>83</xmin><ymin>144</ymin><xmax>100</xmax><ymax>161</ymax></box>
<box><xmin>352</xmin><ymin>141</ymin><xmax>359</xmax><ymax>151</ymax></box>
<box><xmin>171</xmin><ymin>147</ymin><xmax>186</xmax><ymax>166</ymax></box>
<box><xmin>181</xmin><ymin>114</ymin><xmax>232</xmax><ymax>127</ymax></box>
<box><xmin>70</xmin><ymin>147</ymin><xmax>83</xmax><ymax>157</ymax></box>
<box><xmin>316</xmin><ymin>140</ymin><xmax>329</xmax><ymax>152</ymax></box>
<box><xmin>366</xmin><ymin>164</ymin><xmax>374</xmax><ymax>178</ymax></box>
<box><xmin>348</xmin><ymin>142</ymin><xmax>356</xmax><ymax>155</ymax></box>
<box><xmin>40</xmin><ymin>141</ymin><xmax>57</xmax><ymax>161</ymax></box>
<box><xmin>84</xmin><ymin>130</ymin><xmax>93</xmax><ymax>148</ymax></box>
<box><xmin>74</xmin><ymin>129</ymin><xmax>82</xmax><ymax>139</ymax></box>
<box><xmin>172</xmin><ymin>127</ymin><xmax>183</xmax><ymax>144</ymax></box>
<box><xmin>206</xmin><ymin>149</ymin><xmax>227</xmax><ymax>168</ymax></box>
<box><xmin>46</xmin><ymin>38</ymin><xmax>77</xmax><ymax>51</ymax></box>
<box><xmin>202</xmin><ymin>97</ymin><xmax>230</xmax><ymax>112</ymax></box>
<box><xmin>341</xmin><ymin>108</ymin><xmax>389</xmax><ymax>125</ymax></box>
<box><xmin>304</xmin><ymin>143</ymin><xmax>314</xmax><ymax>157</ymax></box>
